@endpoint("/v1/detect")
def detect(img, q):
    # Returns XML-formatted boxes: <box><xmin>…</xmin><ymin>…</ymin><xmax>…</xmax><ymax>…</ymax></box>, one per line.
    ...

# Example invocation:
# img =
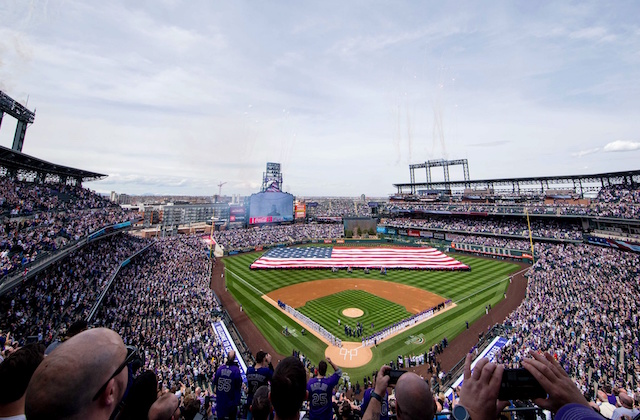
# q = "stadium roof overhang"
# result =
<box><xmin>393</xmin><ymin>170</ymin><xmax>640</xmax><ymax>194</ymax></box>
<box><xmin>0</xmin><ymin>144</ymin><xmax>107</xmax><ymax>183</ymax></box>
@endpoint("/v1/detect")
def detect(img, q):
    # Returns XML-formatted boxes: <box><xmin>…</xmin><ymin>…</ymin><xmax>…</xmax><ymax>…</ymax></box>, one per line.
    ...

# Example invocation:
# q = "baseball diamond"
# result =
<box><xmin>223</xmin><ymin>249</ymin><xmax>521</xmax><ymax>378</ymax></box>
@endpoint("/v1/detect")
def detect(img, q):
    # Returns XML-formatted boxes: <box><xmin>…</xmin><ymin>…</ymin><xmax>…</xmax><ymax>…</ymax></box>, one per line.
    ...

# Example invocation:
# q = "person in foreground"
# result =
<box><xmin>455</xmin><ymin>350</ymin><xmax>599</xmax><ymax>420</ymax></box>
<box><xmin>148</xmin><ymin>393</ymin><xmax>181</xmax><ymax>420</ymax></box>
<box><xmin>269</xmin><ymin>356</ymin><xmax>308</xmax><ymax>420</ymax></box>
<box><xmin>214</xmin><ymin>350</ymin><xmax>244</xmax><ymax>420</ymax></box>
<box><xmin>25</xmin><ymin>328</ymin><xmax>130</xmax><ymax>420</ymax></box>
<box><xmin>361</xmin><ymin>365</ymin><xmax>435</xmax><ymax>420</ymax></box>
<box><xmin>0</xmin><ymin>343</ymin><xmax>45</xmax><ymax>420</ymax></box>
<box><xmin>307</xmin><ymin>357</ymin><xmax>342</xmax><ymax>420</ymax></box>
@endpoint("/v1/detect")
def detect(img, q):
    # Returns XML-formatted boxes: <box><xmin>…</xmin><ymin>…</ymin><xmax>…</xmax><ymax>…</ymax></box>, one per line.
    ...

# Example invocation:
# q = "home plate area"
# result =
<box><xmin>325</xmin><ymin>342</ymin><xmax>372</xmax><ymax>368</ymax></box>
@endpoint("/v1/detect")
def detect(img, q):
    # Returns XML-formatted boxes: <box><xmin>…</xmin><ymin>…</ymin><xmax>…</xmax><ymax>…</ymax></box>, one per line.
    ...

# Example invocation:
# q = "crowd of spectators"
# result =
<box><xmin>0</xmin><ymin>178</ymin><xmax>114</xmax><ymax>216</ymax></box>
<box><xmin>381</xmin><ymin>216</ymin><xmax>583</xmax><ymax>241</ymax></box>
<box><xmin>592</xmin><ymin>184</ymin><xmax>640</xmax><ymax>219</ymax></box>
<box><xmin>445</xmin><ymin>233</ymin><xmax>548</xmax><ymax>253</ymax></box>
<box><xmin>384</xmin><ymin>183</ymin><xmax>640</xmax><ymax>219</ymax></box>
<box><xmin>306</xmin><ymin>199</ymin><xmax>372</xmax><ymax>218</ymax></box>
<box><xmin>94</xmin><ymin>236</ymin><xmax>225</xmax><ymax>392</ymax></box>
<box><xmin>213</xmin><ymin>223</ymin><xmax>343</xmax><ymax>251</ymax></box>
<box><xmin>498</xmin><ymin>244</ymin><xmax>640</xmax><ymax>401</ymax></box>
<box><xmin>3</xmin><ymin>175</ymin><xmax>640</xmax><ymax>418</ymax></box>
<box><xmin>0</xmin><ymin>233</ymin><xmax>150</xmax><ymax>346</ymax></box>
<box><xmin>1</xmin><ymin>177</ymin><xmax>138</xmax><ymax>277</ymax></box>
<box><xmin>597</xmin><ymin>184</ymin><xmax>640</xmax><ymax>204</ymax></box>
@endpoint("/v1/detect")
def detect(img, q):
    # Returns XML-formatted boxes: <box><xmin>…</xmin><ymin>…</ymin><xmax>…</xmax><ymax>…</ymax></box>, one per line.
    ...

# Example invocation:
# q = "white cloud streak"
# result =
<box><xmin>603</xmin><ymin>140</ymin><xmax>640</xmax><ymax>152</ymax></box>
<box><xmin>572</xmin><ymin>147</ymin><xmax>600</xmax><ymax>158</ymax></box>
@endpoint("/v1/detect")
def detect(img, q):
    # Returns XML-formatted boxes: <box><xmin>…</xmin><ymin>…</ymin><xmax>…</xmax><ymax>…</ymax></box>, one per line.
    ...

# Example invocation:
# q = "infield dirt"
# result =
<box><xmin>267</xmin><ymin>278</ymin><xmax>446</xmax><ymax>314</ymax></box>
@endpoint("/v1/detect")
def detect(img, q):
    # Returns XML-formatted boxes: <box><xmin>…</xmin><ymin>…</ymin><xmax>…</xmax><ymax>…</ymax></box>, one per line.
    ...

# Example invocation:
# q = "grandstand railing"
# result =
<box><xmin>0</xmin><ymin>219</ymin><xmax>140</xmax><ymax>297</ymax></box>
<box><xmin>441</xmin><ymin>324</ymin><xmax>511</xmax><ymax>392</ymax></box>
<box><xmin>220</xmin><ymin>309</ymin><xmax>255</xmax><ymax>366</ymax></box>
<box><xmin>86</xmin><ymin>241</ymin><xmax>155</xmax><ymax>323</ymax></box>
<box><xmin>208</xmin><ymin>285</ymin><xmax>256</xmax><ymax>367</ymax></box>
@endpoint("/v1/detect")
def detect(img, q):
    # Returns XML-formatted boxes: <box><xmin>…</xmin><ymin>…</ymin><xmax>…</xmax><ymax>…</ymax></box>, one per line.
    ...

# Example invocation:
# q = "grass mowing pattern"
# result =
<box><xmin>297</xmin><ymin>290</ymin><xmax>412</xmax><ymax>339</ymax></box>
<box><xmin>224</xmin><ymin>251</ymin><xmax>521</xmax><ymax>378</ymax></box>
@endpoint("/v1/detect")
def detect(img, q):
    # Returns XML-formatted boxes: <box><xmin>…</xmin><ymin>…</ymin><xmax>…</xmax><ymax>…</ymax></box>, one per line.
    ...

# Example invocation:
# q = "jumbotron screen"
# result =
<box><xmin>248</xmin><ymin>192</ymin><xmax>294</xmax><ymax>224</ymax></box>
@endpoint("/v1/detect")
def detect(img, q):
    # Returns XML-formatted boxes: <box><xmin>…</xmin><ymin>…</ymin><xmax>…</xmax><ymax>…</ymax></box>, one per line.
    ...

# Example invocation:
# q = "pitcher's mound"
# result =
<box><xmin>325</xmin><ymin>342</ymin><xmax>373</xmax><ymax>368</ymax></box>
<box><xmin>342</xmin><ymin>308</ymin><xmax>364</xmax><ymax>318</ymax></box>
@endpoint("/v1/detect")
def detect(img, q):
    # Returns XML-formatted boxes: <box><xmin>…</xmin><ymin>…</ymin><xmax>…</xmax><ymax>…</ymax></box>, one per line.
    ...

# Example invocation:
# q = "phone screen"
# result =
<box><xmin>498</xmin><ymin>368</ymin><xmax>546</xmax><ymax>400</ymax></box>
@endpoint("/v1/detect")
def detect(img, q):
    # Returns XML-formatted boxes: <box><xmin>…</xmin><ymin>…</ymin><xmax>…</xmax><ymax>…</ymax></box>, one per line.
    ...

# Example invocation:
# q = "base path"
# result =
<box><xmin>267</xmin><ymin>278</ymin><xmax>446</xmax><ymax>314</ymax></box>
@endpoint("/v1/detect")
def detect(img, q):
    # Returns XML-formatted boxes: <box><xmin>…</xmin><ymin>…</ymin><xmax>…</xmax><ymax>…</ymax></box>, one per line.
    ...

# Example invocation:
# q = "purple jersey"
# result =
<box><xmin>246</xmin><ymin>365</ymin><xmax>273</xmax><ymax>404</ymax></box>
<box><xmin>307</xmin><ymin>370</ymin><xmax>342</xmax><ymax>420</ymax></box>
<box><xmin>214</xmin><ymin>362</ymin><xmax>243</xmax><ymax>419</ymax></box>
<box><xmin>361</xmin><ymin>388</ymin><xmax>389</xmax><ymax>420</ymax></box>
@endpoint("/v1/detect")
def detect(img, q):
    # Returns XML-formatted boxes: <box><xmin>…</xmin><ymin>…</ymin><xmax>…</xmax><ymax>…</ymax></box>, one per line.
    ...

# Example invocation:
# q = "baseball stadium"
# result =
<box><xmin>1</xmin><ymin>92</ymin><xmax>639</xmax><ymax>417</ymax></box>
<box><xmin>2</xmin><ymin>4</ymin><xmax>640</xmax><ymax>417</ymax></box>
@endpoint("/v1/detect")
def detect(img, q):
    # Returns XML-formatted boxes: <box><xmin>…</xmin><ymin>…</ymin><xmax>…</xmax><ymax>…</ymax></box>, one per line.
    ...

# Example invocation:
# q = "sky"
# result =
<box><xmin>1</xmin><ymin>1</ymin><xmax>639</xmax><ymax>197</ymax></box>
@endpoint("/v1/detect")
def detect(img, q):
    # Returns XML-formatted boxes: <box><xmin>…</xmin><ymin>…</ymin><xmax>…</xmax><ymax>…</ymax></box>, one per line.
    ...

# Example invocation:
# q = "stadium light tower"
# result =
<box><xmin>0</xmin><ymin>90</ymin><xmax>36</xmax><ymax>152</ymax></box>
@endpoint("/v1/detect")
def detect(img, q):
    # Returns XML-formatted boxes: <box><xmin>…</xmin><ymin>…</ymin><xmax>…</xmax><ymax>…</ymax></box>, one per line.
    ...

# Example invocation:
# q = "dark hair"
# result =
<box><xmin>271</xmin><ymin>356</ymin><xmax>307</xmax><ymax>420</ymax></box>
<box><xmin>0</xmin><ymin>343</ymin><xmax>45</xmax><ymax>404</ymax></box>
<box><xmin>67</xmin><ymin>320</ymin><xmax>88</xmax><ymax>337</ymax></box>
<box><xmin>251</xmin><ymin>386</ymin><xmax>271</xmax><ymax>420</ymax></box>
<box><xmin>256</xmin><ymin>351</ymin><xmax>266</xmax><ymax>364</ymax></box>
<box><xmin>181</xmin><ymin>396</ymin><xmax>201</xmax><ymax>420</ymax></box>
<box><xmin>340</xmin><ymin>400</ymin><xmax>352</xmax><ymax>418</ymax></box>
<box><xmin>116</xmin><ymin>370</ymin><xmax>159</xmax><ymax>420</ymax></box>
<box><xmin>318</xmin><ymin>360</ymin><xmax>328</xmax><ymax>376</ymax></box>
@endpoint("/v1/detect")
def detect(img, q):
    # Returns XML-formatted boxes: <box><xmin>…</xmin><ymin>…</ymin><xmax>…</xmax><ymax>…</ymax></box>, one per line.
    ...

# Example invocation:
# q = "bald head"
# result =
<box><xmin>619</xmin><ymin>393</ymin><xmax>633</xmax><ymax>408</ymax></box>
<box><xmin>597</xmin><ymin>390</ymin><xmax>608</xmax><ymax>402</ymax></box>
<box><xmin>148</xmin><ymin>393</ymin><xmax>180</xmax><ymax>420</ymax></box>
<box><xmin>395</xmin><ymin>373</ymin><xmax>435</xmax><ymax>420</ymax></box>
<box><xmin>228</xmin><ymin>350</ymin><xmax>236</xmax><ymax>363</ymax></box>
<box><xmin>26</xmin><ymin>328</ymin><xmax>128</xmax><ymax>420</ymax></box>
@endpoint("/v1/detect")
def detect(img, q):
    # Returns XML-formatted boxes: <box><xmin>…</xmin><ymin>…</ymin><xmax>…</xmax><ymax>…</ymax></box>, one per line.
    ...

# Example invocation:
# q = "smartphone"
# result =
<box><xmin>498</xmin><ymin>368</ymin><xmax>546</xmax><ymax>400</ymax></box>
<box><xmin>387</xmin><ymin>369</ymin><xmax>407</xmax><ymax>385</ymax></box>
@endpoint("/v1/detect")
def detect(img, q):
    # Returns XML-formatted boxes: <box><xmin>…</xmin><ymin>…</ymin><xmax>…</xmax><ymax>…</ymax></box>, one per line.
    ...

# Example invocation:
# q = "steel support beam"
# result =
<box><xmin>12</xmin><ymin>120</ymin><xmax>28</xmax><ymax>152</ymax></box>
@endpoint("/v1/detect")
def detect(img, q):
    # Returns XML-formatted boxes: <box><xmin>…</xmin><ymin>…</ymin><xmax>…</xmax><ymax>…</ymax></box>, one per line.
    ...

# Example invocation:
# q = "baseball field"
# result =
<box><xmin>223</xmin><ymin>249</ymin><xmax>522</xmax><ymax>379</ymax></box>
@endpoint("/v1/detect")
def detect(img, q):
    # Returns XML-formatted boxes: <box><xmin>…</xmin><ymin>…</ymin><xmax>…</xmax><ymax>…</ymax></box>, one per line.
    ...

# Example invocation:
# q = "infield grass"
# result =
<box><xmin>298</xmin><ymin>290</ymin><xmax>412</xmax><ymax>339</ymax></box>
<box><xmin>224</xmin><ymin>250</ymin><xmax>522</xmax><ymax>379</ymax></box>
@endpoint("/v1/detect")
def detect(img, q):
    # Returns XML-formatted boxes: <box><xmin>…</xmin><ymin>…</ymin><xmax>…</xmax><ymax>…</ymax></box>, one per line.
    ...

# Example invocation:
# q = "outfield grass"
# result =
<box><xmin>297</xmin><ymin>290</ymin><xmax>412</xmax><ymax>339</ymax></box>
<box><xmin>224</xmin><ymin>251</ymin><xmax>521</xmax><ymax>379</ymax></box>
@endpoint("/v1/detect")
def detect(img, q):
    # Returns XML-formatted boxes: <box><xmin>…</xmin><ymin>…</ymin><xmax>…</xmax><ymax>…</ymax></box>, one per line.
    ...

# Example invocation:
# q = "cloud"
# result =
<box><xmin>569</xmin><ymin>26</ymin><xmax>616</xmax><ymax>42</ymax></box>
<box><xmin>572</xmin><ymin>147</ymin><xmax>600</xmax><ymax>157</ymax></box>
<box><xmin>603</xmin><ymin>140</ymin><xmax>640</xmax><ymax>152</ymax></box>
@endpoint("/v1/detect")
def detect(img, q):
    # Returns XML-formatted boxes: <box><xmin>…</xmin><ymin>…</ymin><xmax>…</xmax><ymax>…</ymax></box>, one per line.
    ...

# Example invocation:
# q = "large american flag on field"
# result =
<box><xmin>249</xmin><ymin>246</ymin><xmax>469</xmax><ymax>270</ymax></box>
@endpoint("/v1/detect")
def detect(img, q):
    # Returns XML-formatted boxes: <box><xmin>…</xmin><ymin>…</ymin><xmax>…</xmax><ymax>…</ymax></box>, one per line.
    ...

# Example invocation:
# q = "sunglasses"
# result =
<box><xmin>93</xmin><ymin>345</ymin><xmax>138</xmax><ymax>401</ymax></box>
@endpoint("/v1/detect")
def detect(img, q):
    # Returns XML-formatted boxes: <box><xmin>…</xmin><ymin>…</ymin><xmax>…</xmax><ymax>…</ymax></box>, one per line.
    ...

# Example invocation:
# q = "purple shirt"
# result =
<box><xmin>361</xmin><ymin>388</ymin><xmax>389</xmax><ymax>420</ymax></box>
<box><xmin>307</xmin><ymin>370</ymin><xmax>342</xmax><ymax>420</ymax></box>
<box><xmin>246</xmin><ymin>365</ymin><xmax>273</xmax><ymax>404</ymax></box>
<box><xmin>214</xmin><ymin>362</ymin><xmax>243</xmax><ymax>419</ymax></box>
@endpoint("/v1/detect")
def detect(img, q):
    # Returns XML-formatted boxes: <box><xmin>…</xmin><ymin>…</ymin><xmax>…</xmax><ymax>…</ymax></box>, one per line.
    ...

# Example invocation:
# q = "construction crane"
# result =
<box><xmin>217</xmin><ymin>182</ymin><xmax>227</xmax><ymax>196</ymax></box>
